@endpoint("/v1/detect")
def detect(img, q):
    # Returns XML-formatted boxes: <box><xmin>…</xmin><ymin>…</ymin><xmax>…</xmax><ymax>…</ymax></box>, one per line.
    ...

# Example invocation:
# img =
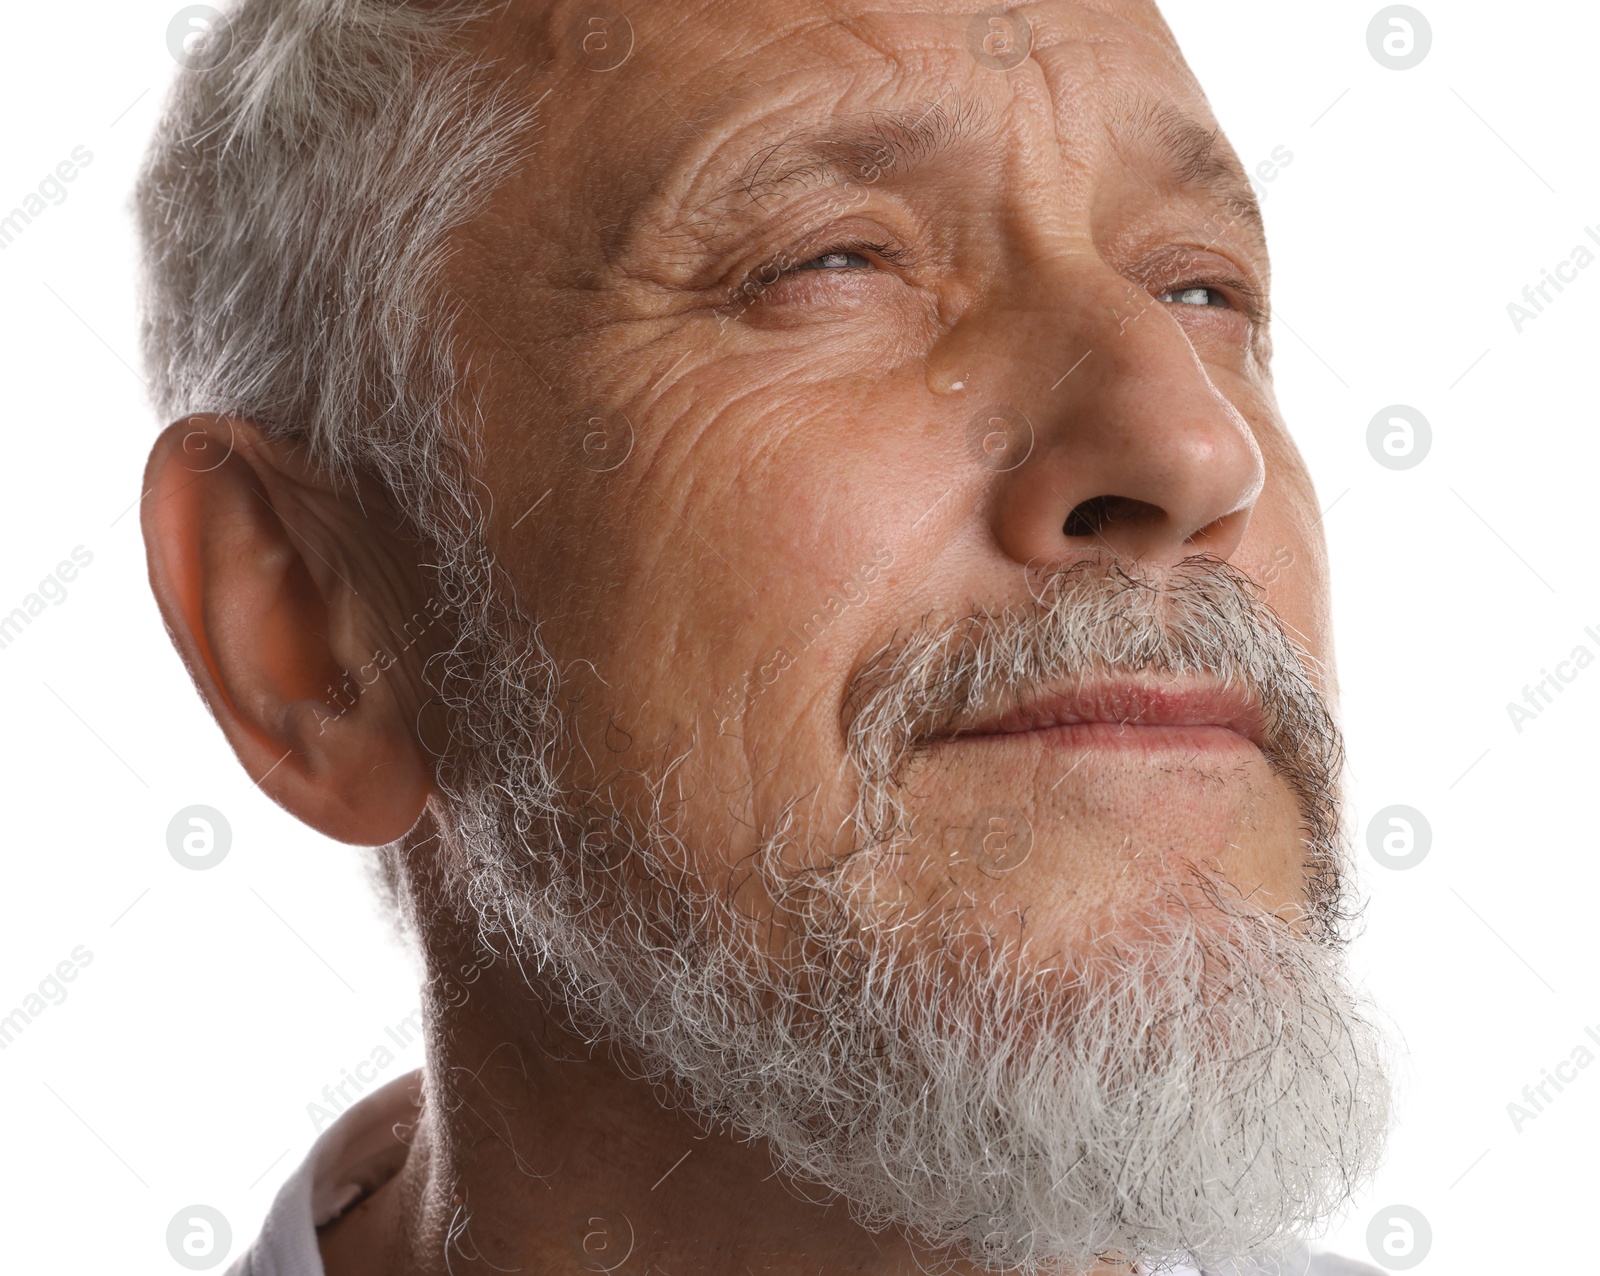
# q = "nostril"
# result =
<box><xmin>1063</xmin><ymin>495</ymin><xmax>1164</xmax><ymax>539</ymax></box>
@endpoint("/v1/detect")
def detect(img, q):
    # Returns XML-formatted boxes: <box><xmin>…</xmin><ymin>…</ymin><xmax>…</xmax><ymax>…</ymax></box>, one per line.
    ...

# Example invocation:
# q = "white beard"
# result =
<box><xmin>425</xmin><ymin>554</ymin><xmax>1392</xmax><ymax>1274</ymax></box>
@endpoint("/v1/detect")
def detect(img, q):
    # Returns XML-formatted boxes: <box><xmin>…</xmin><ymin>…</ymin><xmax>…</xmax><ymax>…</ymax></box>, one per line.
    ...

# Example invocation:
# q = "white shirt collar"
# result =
<box><xmin>225</xmin><ymin>1067</ymin><xmax>422</xmax><ymax>1276</ymax></box>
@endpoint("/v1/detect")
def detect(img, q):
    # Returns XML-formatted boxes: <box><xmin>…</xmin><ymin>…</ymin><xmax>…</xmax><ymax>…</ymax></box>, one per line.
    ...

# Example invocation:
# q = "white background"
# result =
<box><xmin>0</xmin><ymin>1</ymin><xmax>1594</xmax><ymax>1271</ymax></box>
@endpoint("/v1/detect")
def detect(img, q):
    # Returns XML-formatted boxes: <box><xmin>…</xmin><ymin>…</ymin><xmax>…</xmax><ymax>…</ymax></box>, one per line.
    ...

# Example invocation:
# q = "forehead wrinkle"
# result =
<box><xmin>626</xmin><ymin>12</ymin><xmax>1261</xmax><ymax>266</ymax></box>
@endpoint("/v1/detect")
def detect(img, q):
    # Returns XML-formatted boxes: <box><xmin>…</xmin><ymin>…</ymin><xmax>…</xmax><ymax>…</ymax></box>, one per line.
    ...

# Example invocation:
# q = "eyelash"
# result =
<box><xmin>798</xmin><ymin>240</ymin><xmax>902</xmax><ymax>266</ymax></box>
<box><xmin>717</xmin><ymin>238</ymin><xmax>910</xmax><ymax>317</ymax></box>
<box><xmin>761</xmin><ymin>240</ymin><xmax>906</xmax><ymax>284</ymax></box>
<box><xmin>1160</xmin><ymin>274</ymin><xmax>1267</xmax><ymax>324</ymax></box>
<box><xmin>728</xmin><ymin>241</ymin><xmax>1265</xmax><ymax>327</ymax></box>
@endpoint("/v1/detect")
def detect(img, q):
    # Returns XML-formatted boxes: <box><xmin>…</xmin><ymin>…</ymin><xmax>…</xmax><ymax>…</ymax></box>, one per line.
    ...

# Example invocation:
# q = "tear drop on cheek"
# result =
<box><xmin>926</xmin><ymin>366</ymin><xmax>970</xmax><ymax>396</ymax></box>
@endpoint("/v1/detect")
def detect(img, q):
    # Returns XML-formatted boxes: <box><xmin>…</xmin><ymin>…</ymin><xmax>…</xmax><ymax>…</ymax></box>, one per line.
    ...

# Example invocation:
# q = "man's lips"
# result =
<box><xmin>932</xmin><ymin>679</ymin><xmax>1268</xmax><ymax>751</ymax></box>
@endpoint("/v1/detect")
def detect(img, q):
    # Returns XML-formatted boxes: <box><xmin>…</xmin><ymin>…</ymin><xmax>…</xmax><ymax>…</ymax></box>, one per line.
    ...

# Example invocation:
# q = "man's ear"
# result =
<box><xmin>141</xmin><ymin>415</ymin><xmax>446</xmax><ymax>846</ymax></box>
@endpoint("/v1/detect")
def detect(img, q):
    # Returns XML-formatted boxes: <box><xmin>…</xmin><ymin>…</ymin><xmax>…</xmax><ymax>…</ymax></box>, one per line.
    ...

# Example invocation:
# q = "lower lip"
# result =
<box><xmin>943</xmin><ymin>721</ymin><xmax>1260</xmax><ymax>757</ymax></box>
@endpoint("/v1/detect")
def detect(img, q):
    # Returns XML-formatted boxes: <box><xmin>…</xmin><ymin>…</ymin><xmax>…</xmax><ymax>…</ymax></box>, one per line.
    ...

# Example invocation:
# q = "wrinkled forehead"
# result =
<box><xmin>475</xmin><ymin>0</ymin><xmax>1216</xmax><ymax>249</ymax></box>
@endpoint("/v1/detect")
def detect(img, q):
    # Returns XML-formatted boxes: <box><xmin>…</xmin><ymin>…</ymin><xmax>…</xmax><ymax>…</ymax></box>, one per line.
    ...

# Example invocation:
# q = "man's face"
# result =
<box><xmin>452</xmin><ymin>0</ymin><xmax>1329</xmax><ymax>955</ymax></box>
<box><xmin>380</xmin><ymin>1</ymin><xmax>1387</xmax><ymax>1266</ymax></box>
<box><xmin>127</xmin><ymin>0</ymin><xmax>1388</xmax><ymax>1266</ymax></box>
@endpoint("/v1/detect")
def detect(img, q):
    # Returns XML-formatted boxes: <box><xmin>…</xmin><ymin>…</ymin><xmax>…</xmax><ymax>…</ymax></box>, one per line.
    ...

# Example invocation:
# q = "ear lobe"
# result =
<box><xmin>142</xmin><ymin>414</ymin><xmax>438</xmax><ymax>846</ymax></box>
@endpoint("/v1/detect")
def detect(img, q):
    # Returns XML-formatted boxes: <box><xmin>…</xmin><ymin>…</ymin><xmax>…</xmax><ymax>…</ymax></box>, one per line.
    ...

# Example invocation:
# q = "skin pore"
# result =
<box><xmin>140</xmin><ymin>1</ymin><xmax>1343</xmax><ymax>1273</ymax></box>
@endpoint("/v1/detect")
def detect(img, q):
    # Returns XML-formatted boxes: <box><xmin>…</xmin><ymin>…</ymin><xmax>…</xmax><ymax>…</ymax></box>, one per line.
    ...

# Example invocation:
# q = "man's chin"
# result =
<box><xmin>727</xmin><ymin>858</ymin><xmax>1389</xmax><ymax>1275</ymax></box>
<box><xmin>889</xmin><ymin>747</ymin><xmax>1321</xmax><ymax>953</ymax></box>
<box><xmin>450</xmin><ymin>780</ymin><xmax>1385</xmax><ymax>1276</ymax></box>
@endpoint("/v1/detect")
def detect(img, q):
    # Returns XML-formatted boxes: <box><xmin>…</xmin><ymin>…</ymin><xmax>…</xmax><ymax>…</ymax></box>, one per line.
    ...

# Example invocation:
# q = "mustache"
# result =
<box><xmin>839</xmin><ymin>553</ymin><xmax>1349</xmax><ymax>940</ymax></box>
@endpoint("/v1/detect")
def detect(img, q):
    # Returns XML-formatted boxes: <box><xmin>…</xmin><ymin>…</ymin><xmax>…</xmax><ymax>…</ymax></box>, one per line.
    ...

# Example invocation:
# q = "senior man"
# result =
<box><xmin>137</xmin><ymin>1</ymin><xmax>1392</xmax><ymax>1273</ymax></box>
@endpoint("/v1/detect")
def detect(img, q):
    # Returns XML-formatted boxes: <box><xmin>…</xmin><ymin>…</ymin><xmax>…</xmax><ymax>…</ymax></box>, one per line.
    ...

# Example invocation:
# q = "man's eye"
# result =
<box><xmin>1158</xmin><ymin>285</ymin><xmax>1230</xmax><ymax>308</ymax></box>
<box><xmin>794</xmin><ymin>250</ymin><xmax>873</xmax><ymax>272</ymax></box>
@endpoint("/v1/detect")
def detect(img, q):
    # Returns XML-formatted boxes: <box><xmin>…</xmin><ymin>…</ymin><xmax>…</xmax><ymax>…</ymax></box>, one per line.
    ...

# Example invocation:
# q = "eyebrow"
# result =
<box><xmin>681</xmin><ymin>95</ymin><xmax>1264</xmax><ymax>253</ymax></box>
<box><xmin>726</xmin><ymin>98</ymin><xmax>994</xmax><ymax>208</ymax></box>
<box><xmin>1106</xmin><ymin>99</ymin><xmax>1266</xmax><ymax>250</ymax></box>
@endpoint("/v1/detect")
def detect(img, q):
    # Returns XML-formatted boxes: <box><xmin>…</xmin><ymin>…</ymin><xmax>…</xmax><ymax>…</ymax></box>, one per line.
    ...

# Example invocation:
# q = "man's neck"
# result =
<box><xmin>315</xmin><ymin>987</ymin><xmax>1134</xmax><ymax>1276</ymax></box>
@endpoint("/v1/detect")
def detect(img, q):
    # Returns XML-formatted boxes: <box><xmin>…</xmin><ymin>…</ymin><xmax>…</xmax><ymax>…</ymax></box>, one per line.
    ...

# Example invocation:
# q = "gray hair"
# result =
<box><xmin>135</xmin><ymin>0</ymin><xmax>537</xmax><ymax>543</ymax></box>
<box><xmin>136</xmin><ymin>0</ymin><xmax>548</xmax><ymax>941</ymax></box>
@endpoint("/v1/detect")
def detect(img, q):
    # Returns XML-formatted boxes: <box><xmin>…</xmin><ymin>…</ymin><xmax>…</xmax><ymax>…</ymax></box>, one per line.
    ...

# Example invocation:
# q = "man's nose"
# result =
<box><xmin>956</xmin><ymin>266</ymin><xmax>1266</xmax><ymax>567</ymax></box>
